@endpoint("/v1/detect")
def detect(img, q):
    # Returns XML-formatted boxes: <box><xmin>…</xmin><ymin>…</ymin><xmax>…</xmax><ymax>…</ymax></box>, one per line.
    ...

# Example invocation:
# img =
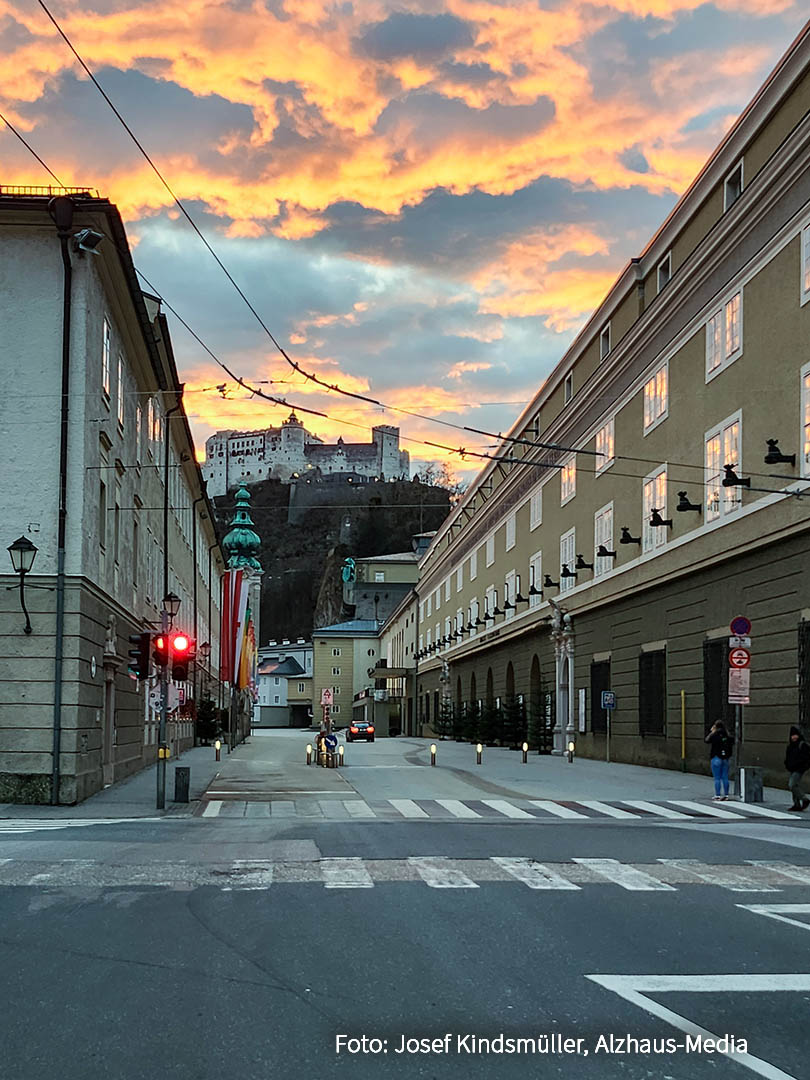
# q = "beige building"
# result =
<box><xmin>312</xmin><ymin>620</ymin><xmax>382</xmax><ymax>728</ymax></box>
<box><xmin>412</xmin><ymin>28</ymin><xmax>810</xmax><ymax>785</ymax></box>
<box><xmin>377</xmin><ymin>590</ymin><xmax>418</xmax><ymax>735</ymax></box>
<box><xmin>0</xmin><ymin>190</ymin><xmax>223</xmax><ymax>803</ymax></box>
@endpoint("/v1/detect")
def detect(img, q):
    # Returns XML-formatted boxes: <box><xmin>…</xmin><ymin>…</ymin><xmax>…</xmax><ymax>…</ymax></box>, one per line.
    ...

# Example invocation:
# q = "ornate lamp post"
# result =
<box><xmin>7</xmin><ymin>536</ymin><xmax>38</xmax><ymax>635</ymax></box>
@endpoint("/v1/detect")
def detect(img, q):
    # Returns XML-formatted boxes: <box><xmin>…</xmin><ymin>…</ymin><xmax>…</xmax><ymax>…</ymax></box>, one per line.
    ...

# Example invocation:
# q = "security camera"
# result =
<box><xmin>73</xmin><ymin>228</ymin><xmax>105</xmax><ymax>255</ymax></box>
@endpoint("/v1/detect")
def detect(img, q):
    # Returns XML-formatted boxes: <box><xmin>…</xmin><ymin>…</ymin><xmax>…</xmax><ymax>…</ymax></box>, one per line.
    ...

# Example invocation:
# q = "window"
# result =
<box><xmin>374</xmin><ymin>571</ymin><xmax>385</xmax><ymax>582</ymax></box>
<box><xmin>332</xmin><ymin>666</ymin><xmax>341</xmax><ymax>676</ymax></box>
<box><xmin>332</xmin><ymin>647</ymin><xmax>341</xmax><ymax>657</ymax></box>
<box><xmin>802</xmin><ymin>364</ymin><xmax>810</xmax><ymax>475</ymax></box>
<box><xmin>639</xmin><ymin>650</ymin><xmax>666</xmax><ymax>735</ymax></box>
<box><xmin>444</xmin><ymin>578</ymin><xmax>451</xmax><ymax>602</ymax></box>
<box><xmin>456</xmin><ymin>567</ymin><xmax>463</xmax><ymax>592</ymax></box>
<box><xmin>334</xmin><ymin>686</ymin><xmax>341</xmax><ymax>696</ymax></box>
<box><xmin>116</xmin><ymin>354</ymin><xmax>124</xmax><ymax>427</ymax></box>
<box><xmin>332</xmin><ymin>704</ymin><xmax>340</xmax><ymax>715</ymax></box>
<box><xmin>529</xmin><ymin>485</ymin><xmax>542</xmax><ymax>530</ymax></box>
<box><xmin>529</xmin><ymin>551</ymin><xmax>542</xmax><ymax>608</ymax></box>
<box><xmin>132</xmin><ymin>520</ymin><xmax>139</xmax><ymax>588</ymax></box>
<box><xmin>136</xmin><ymin>403</ymin><xmax>143</xmax><ymax>465</ymax></box>
<box><xmin>273</xmin><ymin>695</ymin><xmax>280</xmax><ymax>704</ymax></box>
<box><xmin>426</xmin><ymin>594</ymin><xmax>432</xmax><ymax>617</ymax></box>
<box><xmin>643</xmin><ymin>365</ymin><xmax>668</xmax><ymax>432</ymax></box>
<box><xmin>113</xmin><ymin>503</ymin><xmax>120</xmax><ymax>565</ymax></box>
<box><xmin>657</xmin><ymin>253</ymin><xmax>671</xmax><ymax>293</ymax></box>
<box><xmin>590</xmin><ymin>660</ymin><xmax>611</xmax><ymax>734</ymax></box>
<box><xmin>593</xmin><ymin>502</ymin><xmax>613</xmax><ymax>576</ymax></box>
<box><xmin>298</xmin><ymin>682</ymin><xmax>305</xmax><ymax>694</ymax></box>
<box><xmin>705</xmin><ymin>413</ymin><xmax>742</xmax><ymax>521</ymax></box>
<box><xmin>563</xmin><ymin>372</ymin><xmax>573</xmax><ymax>403</ymax></box>
<box><xmin>505</xmin><ymin>513</ymin><xmax>516</xmax><ymax>551</ymax></box>
<box><xmin>802</xmin><ymin>225</ymin><xmax>810</xmax><ymax>305</ymax></box>
<box><xmin>705</xmin><ymin>291</ymin><xmax>742</xmax><ymax>378</ymax></box>
<box><xmin>504</xmin><ymin>570</ymin><xmax>516</xmax><ymax>620</ymax></box>
<box><xmin>484</xmin><ymin>585</ymin><xmax>496</xmax><ymax>618</ymax></box>
<box><xmin>99</xmin><ymin>480</ymin><xmax>107</xmax><ymax>551</ymax></box>
<box><xmin>102</xmin><ymin>318</ymin><xmax>111</xmax><ymax>398</ymax></box>
<box><xmin>560</xmin><ymin>455</ymin><xmax>576</xmax><ymax>505</ymax></box>
<box><xmin>723</xmin><ymin>160</ymin><xmax>743</xmax><ymax>211</ymax></box>
<box><xmin>485</xmin><ymin>534</ymin><xmax>495</xmax><ymax>567</ymax></box>
<box><xmin>470</xmin><ymin>551</ymin><xmax>477</xmax><ymax>580</ymax></box>
<box><xmin>274</xmin><ymin>677</ymin><xmax>280</xmax><ymax>685</ymax></box>
<box><xmin>559</xmin><ymin>529</ymin><xmax>575</xmax><ymax>593</ymax></box>
<box><xmin>642</xmin><ymin>466</ymin><xmax>667</xmax><ymax>552</ymax></box>
<box><xmin>469</xmin><ymin>597</ymin><xmax>479</xmax><ymax>632</ymax></box>
<box><xmin>599</xmin><ymin>323</ymin><xmax>611</xmax><ymax>361</ymax></box>
<box><xmin>595</xmin><ymin>419</ymin><xmax>614</xmax><ymax>474</ymax></box>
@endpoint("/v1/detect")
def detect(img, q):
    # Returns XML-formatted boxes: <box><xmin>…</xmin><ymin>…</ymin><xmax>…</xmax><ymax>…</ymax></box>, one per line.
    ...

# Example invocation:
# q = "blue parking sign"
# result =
<box><xmin>601</xmin><ymin>691</ymin><xmax>616</xmax><ymax>709</ymax></box>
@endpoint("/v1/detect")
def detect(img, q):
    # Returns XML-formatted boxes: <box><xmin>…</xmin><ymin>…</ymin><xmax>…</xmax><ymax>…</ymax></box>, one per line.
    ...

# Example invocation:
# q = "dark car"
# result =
<box><xmin>347</xmin><ymin>721</ymin><xmax>375</xmax><ymax>743</ymax></box>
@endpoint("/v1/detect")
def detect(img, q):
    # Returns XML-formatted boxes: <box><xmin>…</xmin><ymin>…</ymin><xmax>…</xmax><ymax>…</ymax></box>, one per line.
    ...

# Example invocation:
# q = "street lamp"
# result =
<box><xmin>156</xmin><ymin>592</ymin><xmax>181</xmax><ymax>811</ymax></box>
<box><xmin>199</xmin><ymin>641</ymin><xmax>211</xmax><ymax>662</ymax></box>
<box><xmin>163</xmin><ymin>591</ymin><xmax>181</xmax><ymax>623</ymax></box>
<box><xmin>8</xmin><ymin>536</ymin><xmax>38</xmax><ymax>635</ymax></box>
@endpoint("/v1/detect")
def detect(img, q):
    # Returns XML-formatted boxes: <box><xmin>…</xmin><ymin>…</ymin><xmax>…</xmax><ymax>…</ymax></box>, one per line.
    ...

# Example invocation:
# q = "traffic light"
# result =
<box><xmin>127</xmin><ymin>632</ymin><xmax>151</xmax><ymax>679</ymax></box>
<box><xmin>152</xmin><ymin>634</ymin><xmax>169</xmax><ymax>668</ymax></box>
<box><xmin>171</xmin><ymin>633</ymin><xmax>195</xmax><ymax>681</ymax></box>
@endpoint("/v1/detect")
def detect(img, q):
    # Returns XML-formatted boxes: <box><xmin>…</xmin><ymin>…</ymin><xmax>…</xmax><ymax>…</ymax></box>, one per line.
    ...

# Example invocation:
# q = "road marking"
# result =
<box><xmin>726</xmin><ymin>803</ymin><xmax>796</xmax><ymax>820</ymax></box>
<box><xmin>670</xmin><ymin>800</ymin><xmax>744</xmax><ymax>819</ymax></box>
<box><xmin>0</xmin><ymin>818</ymin><xmax>163</xmax><ymax>832</ymax></box>
<box><xmin>528</xmin><ymin>800</ymin><xmax>589</xmax><ymax>819</ymax></box>
<box><xmin>343</xmin><ymin>801</ymin><xmax>376</xmax><ymax>819</ymax></box>
<box><xmin>436</xmin><ymin>799</ymin><xmax>481</xmax><ymax>819</ymax></box>
<box><xmin>658</xmin><ymin>859</ymin><xmax>780</xmax><ymax>892</ymax></box>
<box><xmin>738</xmin><ymin>903</ymin><xmax>810</xmax><ymax>933</ymax></box>
<box><xmin>747</xmin><ymin>861</ymin><xmax>810</xmax><ymax>885</ymax></box>
<box><xmin>492</xmin><ymin>857</ymin><xmax>580</xmax><ymax>890</ymax></box>
<box><xmin>588</xmin><ymin>973</ymin><xmax>809</xmax><ymax>1080</ymax></box>
<box><xmin>481</xmin><ymin>799</ymin><xmax>534</xmax><ymax>819</ymax></box>
<box><xmin>408</xmin><ymin>856</ymin><xmax>478</xmax><ymax>888</ymax></box>
<box><xmin>622</xmin><ymin>801</ymin><xmax>695</xmax><ymax>820</ymax></box>
<box><xmin>202</xmin><ymin>801</ymin><xmax>222</xmax><ymax>818</ymax></box>
<box><xmin>321</xmin><ymin>857</ymin><xmax>374</xmax><ymax>888</ymax></box>
<box><xmin>389</xmin><ymin>799</ymin><xmax>429</xmax><ymax>819</ymax></box>
<box><xmin>244</xmin><ymin>802</ymin><xmax>271</xmax><ymax>818</ymax></box>
<box><xmin>577</xmin><ymin>800</ymin><xmax>639</xmax><ymax>819</ymax></box>
<box><xmin>573</xmin><ymin>858</ymin><xmax>674</xmax><ymax>891</ymax></box>
<box><xmin>270</xmin><ymin>802</ymin><xmax>296</xmax><ymax>818</ymax></box>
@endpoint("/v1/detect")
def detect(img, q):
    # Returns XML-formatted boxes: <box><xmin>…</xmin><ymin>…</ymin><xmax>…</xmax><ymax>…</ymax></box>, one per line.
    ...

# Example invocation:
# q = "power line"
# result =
<box><xmin>0</xmin><ymin>110</ymin><xmax>65</xmax><ymax>186</ymax></box>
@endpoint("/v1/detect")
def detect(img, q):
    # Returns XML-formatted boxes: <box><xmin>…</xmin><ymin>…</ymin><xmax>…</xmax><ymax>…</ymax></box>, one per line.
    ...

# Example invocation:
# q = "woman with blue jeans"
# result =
<box><xmin>705</xmin><ymin>721</ymin><xmax>734</xmax><ymax>800</ymax></box>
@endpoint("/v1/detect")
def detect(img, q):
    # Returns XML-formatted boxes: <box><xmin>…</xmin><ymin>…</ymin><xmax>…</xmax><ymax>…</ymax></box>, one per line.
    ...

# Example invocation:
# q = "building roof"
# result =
<box><xmin>258</xmin><ymin>657</ymin><xmax>306</xmax><ymax>677</ymax></box>
<box><xmin>314</xmin><ymin>619</ymin><xmax>381</xmax><ymax>636</ymax></box>
<box><xmin>358</xmin><ymin>551</ymin><xmax>419</xmax><ymax>563</ymax></box>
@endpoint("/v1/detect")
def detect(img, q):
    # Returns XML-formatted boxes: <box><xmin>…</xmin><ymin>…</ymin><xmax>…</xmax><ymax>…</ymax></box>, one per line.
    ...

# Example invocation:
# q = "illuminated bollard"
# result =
<box><xmin>522</xmin><ymin>741</ymin><xmax>528</xmax><ymax>764</ymax></box>
<box><xmin>306</xmin><ymin>743</ymin><xmax>312</xmax><ymax>765</ymax></box>
<box><xmin>338</xmin><ymin>745</ymin><xmax>344</xmax><ymax>767</ymax></box>
<box><xmin>215</xmin><ymin>739</ymin><xmax>221</xmax><ymax>762</ymax></box>
<box><xmin>476</xmin><ymin>742</ymin><xmax>483</xmax><ymax>766</ymax></box>
<box><xmin>567</xmin><ymin>740</ymin><xmax>575</xmax><ymax>764</ymax></box>
<box><xmin>430</xmin><ymin>743</ymin><xmax>437</xmax><ymax>766</ymax></box>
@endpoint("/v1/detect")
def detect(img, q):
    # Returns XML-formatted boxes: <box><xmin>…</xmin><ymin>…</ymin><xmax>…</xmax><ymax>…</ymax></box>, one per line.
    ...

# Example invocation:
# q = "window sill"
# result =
<box><xmin>705</xmin><ymin>348</ymin><xmax>743</xmax><ymax>384</ymax></box>
<box><xmin>642</xmin><ymin>412</ymin><xmax>668</xmax><ymax>437</ymax></box>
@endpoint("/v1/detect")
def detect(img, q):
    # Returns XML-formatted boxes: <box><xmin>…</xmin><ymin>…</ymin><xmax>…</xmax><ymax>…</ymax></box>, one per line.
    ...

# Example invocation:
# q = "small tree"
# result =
<box><xmin>480</xmin><ymin>701</ymin><xmax>503</xmax><ymax>746</ymax></box>
<box><xmin>503</xmin><ymin>696</ymin><xmax>527</xmax><ymax>749</ymax></box>
<box><xmin>433</xmin><ymin>695</ymin><xmax>454</xmax><ymax>739</ymax></box>
<box><xmin>462</xmin><ymin>701</ymin><xmax>481</xmax><ymax>743</ymax></box>
<box><xmin>452</xmin><ymin>702</ymin><xmax>465</xmax><ymax>741</ymax></box>
<box><xmin>527</xmin><ymin>697</ymin><xmax>549</xmax><ymax>754</ymax></box>
<box><xmin>196</xmin><ymin>697</ymin><xmax>219</xmax><ymax>744</ymax></box>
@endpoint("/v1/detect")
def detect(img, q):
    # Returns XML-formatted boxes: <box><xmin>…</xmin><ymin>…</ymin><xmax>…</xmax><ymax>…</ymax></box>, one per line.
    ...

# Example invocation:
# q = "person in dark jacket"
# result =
<box><xmin>785</xmin><ymin>726</ymin><xmax>810</xmax><ymax>811</ymax></box>
<box><xmin>705</xmin><ymin>721</ymin><xmax>734</xmax><ymax>800</ymax></box>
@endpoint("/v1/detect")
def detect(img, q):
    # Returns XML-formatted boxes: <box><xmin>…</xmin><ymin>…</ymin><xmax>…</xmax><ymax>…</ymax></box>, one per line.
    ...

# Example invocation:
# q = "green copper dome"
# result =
<box><xmin>222</xmin><ymin>486</ymin><xmax>263</xmax><ymax>570</ymax></box>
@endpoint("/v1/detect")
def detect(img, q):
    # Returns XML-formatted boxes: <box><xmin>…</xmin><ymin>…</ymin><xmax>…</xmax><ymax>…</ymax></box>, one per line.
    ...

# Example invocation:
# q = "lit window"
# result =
<box><xmin>657</xmin><ymin>253</ymin><xmax>671</xmax><ymax>293</ymax></box>
<box><xmin>530</xmin><ymin>485</ymin><xmax>542</xmax><ymax>530</ymax></box>
<box><xmin>642</xmin><ymin>466</ymin><xmax>667</xmax><ymax>552</ymax></box>
<box><xmin>529</xmin><ymin>551</ymin><xmax>542</xmax><ymax>608</ymax></box>
<box><xmin>705</xmin><ymin>414</ymin><xmax>742</xmax><ymax>521</ymax></box>
<box><xmin>116</xmin><ymin>354</ymin><xmax>124</xmax><ymax>427</ymax></box>
<box><xmin>102</xmin><ymin>318</ymin><xmax>111</xmax><ymax>398</ymax></box>
<box><xmin>643</xmin><ymin>365</ymin><xmax>668</xmax><ymax>432</ymax></box>
<box><xmin>593</xmin><ymin>503</ymin><xmax>613</xmax><ymax>576</ymax></box>
<box><xmin>705</xmin><ymin>292</ymin><xmax>742</xmax><ymax>379</ymax></box>
<box><xmin>599</xmin><ymin>324</ymin><xmax>611</xmax><ymax>361</ymax></box>
<box><xmin>505</xmin><ymin>513</ymin><xmax>516</xmax><ymax>551</ymax></box>
<box><xmin>723</xmin><ymin>161</ymin><xmax>743</xmax><ymax>211</ymax></box>
<box><xmin>802</xmin><ymin>225</ymin><xmax>810</xmax><ymax>306</ymax></box>
<box><xmin>560</xmin><ymin>456</ymin><xmax>576</xmax><ymax>505</ymax></box>
<box><xmin>564</xmin><ymin>372</ymin><xmax>573</xmax><ymax>403</ymax></box>
<box><xmin>486</xmin><ymin>534</ymin><xmax>495</xmax><ymax>567</ymax></box>
<box><xmin>559</xmin><ymin>529</ymin><xmax>575</xmax><ymax>593</ymax></box>
<box><xmin>595</xmin><ymin>419</ymin><xmax>614</xmax><ymax>474</ymax></box>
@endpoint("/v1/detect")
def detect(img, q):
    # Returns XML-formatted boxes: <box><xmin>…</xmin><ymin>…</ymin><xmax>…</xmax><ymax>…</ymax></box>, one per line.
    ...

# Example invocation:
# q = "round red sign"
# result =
<box><xmin>730</xmin><ymin>616</ymin><xmax>752</xmax><ymax>635</ymax></box>
<box><xmin>729</xmin><ymin>647</ymin><xmax>751</xmax><ymax>669</ymax></box>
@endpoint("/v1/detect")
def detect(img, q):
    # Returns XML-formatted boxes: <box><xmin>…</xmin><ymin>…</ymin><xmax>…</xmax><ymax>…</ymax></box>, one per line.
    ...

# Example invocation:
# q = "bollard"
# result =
<box><xmin>567</xmin><ymin>740</ymin><xmax>575</xmax><ymax>764</ymax></box>
<box><xmin>214</xmin><ymin>739</ymin><xmax>221</xmax><ymax>762</ymax></box>
<box><xmin>174</xmin><ymin>765</ymin><xmax>190</xmax><ymax>803</ymax></box>
<box><xmin>338</xmin><ymin>745</ymin><xmax>344</xmax><ymax>767</ymax></box>
<box><xmin>306</xmin><ymin>743</ymin><xmax>312</xmax><ymax>765</ymax></box>
<box><xmin>430</xmin><ymin>743</ymin><xmax>437</xmax><ymax>766</ymax></box>
<box><xmin>522</xmin><ymin>741</ymin><xmax>528</xmax><ymax>764</ymax></box>
<box><xmin>476</xmin><ymin>742</ymin><xmax>483</xmax><ymax>766</ymax></box>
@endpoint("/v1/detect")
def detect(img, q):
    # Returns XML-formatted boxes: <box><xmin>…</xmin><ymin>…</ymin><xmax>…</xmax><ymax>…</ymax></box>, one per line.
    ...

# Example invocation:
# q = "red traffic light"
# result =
<box><xmin>172</xmin><ymin>634</ymin><xmax>190</xmax><ymax>653</ymax></box>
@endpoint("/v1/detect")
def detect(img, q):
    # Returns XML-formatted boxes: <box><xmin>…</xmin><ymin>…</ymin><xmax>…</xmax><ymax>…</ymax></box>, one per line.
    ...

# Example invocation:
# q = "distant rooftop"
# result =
<box><xmin>314</xmin><ymin>619</ymin><xmax>381</xmax><ymax>636</ymax></box>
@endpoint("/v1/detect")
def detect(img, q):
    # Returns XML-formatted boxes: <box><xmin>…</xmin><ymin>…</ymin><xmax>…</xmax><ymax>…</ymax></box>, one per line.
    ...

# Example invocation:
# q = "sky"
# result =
<box><xmin>1</xmin><ymin>0</ymin><xmax>808</xmax><ymax>479</ymax></box>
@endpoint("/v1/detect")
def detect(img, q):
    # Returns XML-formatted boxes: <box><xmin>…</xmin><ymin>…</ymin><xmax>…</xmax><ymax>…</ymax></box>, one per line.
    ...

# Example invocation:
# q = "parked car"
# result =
<box><xmin>347</xmin><ymin>721</ymin><xmax>375</xmax><ymax>743</ymax></box>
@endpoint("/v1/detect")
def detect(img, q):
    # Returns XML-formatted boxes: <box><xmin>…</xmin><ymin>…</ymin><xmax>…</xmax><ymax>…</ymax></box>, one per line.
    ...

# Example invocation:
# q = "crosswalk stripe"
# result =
<box><xmin>492</xmin><ymin>857</ymin><xmax>581</xmax><ymax>890</ymax></box>
<box><xmin>528</xmin><ymin>800</ymin><xmax>589</xmax><ymax>819</ymax></box>
<box><xmin>408</xmin><ymin>856</ymin><xmax>478</xmax><ymax>888</ymax></box>
<box><xmin>436</xmin><ymin>799</ymin><xmax>481</xmax><ymax>819</ymax></box>
<box><xmin>481</xmin><ymin>799</ymin><xmax>534</xmax><ymax>819</ymax></box>
<box><xmin>577</xmin><ymin>801</ymin><xmax>639</xmax><ymax>820</ymax></box>
<box><xmin>747</xmin><ymin>861</ymin><xmax>810</xmax><ymax>885</ymax></box>
<box><xmin>244</xmin><ymin>802</ymin><xmax>270</xmax><ymax>818</ymax></box>
<box><xmin>270</xmin><ymin>802</ymin><xmax>296</xmax><ymax>817</ymax></box>
<box><xmin>573</xmin><ymin>858</ymin><xmax>674</xmax><ymax>891</ymax></box>
<box><xmin>622</xmin><ymin>801</ymin><xmax>695</xmax><ymax>820</ymax></box>
<box><xmin>389</xmin><ymin>799</ymin><xmax>429</xmax><ymax>819</ymax></box>
<box><xmin>669</xmin><ymin>800</ymin><xmax>743</xmax><ymax>819</ymax></box>
<box><xmin>659</xmin><ymin>859</ymin><xmax>780</xmax><ymax>892</ymax></box>
<box><xmin>321</xmin><ymin>857</ymin><xmax>374</xmax><ymax>888</ymax></box>
<box><xmin>343</xmin><ymin>801</ymin><xmax>376</xmax><ymax>819</ymax></box>
<box><xmin>202</xmin><ymin>801</ymin><xmax>222</xmax><ymax>818</ymax></box>
<box><xmin>724</xmin><ymin>803</ymin><xmax>796</xmax><ymax>820</ymax></box>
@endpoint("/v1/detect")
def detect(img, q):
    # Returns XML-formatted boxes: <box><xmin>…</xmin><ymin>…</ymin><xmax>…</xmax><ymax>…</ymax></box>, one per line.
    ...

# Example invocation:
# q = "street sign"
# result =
<box><xmin>320</xmin><ymin>688</ymin><xmax>334</xmax><ymax>706</ymax></box>
<box><xmin>728</xmin><ymin>667</ymin><xmax>750</xmax><ymax>704</ymax></box>
<box><xmin>730</xmin><ymin>615</ymin><xmax>752</xmax><ymax>636</ymax></box>
<box><xmin>324</xmin><ymin>733</ymin><xmax>337</xmax><ymax>750</ymax></box>
<box><xmin>149</xmin><ymin>687</ymin><xmax>162</xmax><ymax>712</ymax></box>
<box><xmin>729</xmin><ymin>647</ymin><xmax>751</xmax><ymax>669</ymax></box>
<box><xmin>601</xmin><ymin>690</ymin><xmax>616</xmax><ymax>709</ymax></box>
<box><xmin>729</xmin><ymin>636</ymin><xmax>752</xmax><ymax>648</ymax></box>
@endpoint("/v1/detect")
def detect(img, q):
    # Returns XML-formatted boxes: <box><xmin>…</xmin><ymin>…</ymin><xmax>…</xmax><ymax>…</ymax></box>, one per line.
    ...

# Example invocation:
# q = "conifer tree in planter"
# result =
<box><xmin>503</xmin><ymin>696</ymin><xmax>528</xmax><ymax>749</ymax></box>
<box><xmin>196</xmin><ymin>697</ymin><xmax>219</xmax><ymax>744</ymax></box>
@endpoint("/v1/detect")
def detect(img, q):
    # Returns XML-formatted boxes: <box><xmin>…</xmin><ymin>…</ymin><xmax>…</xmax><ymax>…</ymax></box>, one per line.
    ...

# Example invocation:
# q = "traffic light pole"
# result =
<box><xmin>157</xmin><ymin>606</ymin><xmax>169</xmax><ymax>811</ymax></box>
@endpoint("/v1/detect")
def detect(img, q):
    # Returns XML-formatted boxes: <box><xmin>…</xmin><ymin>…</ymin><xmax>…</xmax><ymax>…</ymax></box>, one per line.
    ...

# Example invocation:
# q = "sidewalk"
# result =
<box><xmin>0</xmin><ymin>742</ymin><xmax>249</xmax><ymax>819</ymax></box>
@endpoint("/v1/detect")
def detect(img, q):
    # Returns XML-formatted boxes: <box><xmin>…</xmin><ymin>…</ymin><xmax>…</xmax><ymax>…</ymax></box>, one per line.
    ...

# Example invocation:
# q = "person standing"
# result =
<box><xmin>705</xmin><ymin>721</ymin><xmax>734</xmax><ymax>800</ymax></box>
<box><xmin>784</xmin><ymin>726</ymin><xmax>810</xmax><ymax>811</ymax></box>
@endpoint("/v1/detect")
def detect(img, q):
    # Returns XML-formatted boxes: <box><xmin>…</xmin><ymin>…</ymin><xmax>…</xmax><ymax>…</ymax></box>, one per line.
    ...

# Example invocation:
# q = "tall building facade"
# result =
<box><xmin>410</xmin><ymin>28</ymin><xmax>810</xmax><ymax>785</ymax></box>
<box><xmin>202</xmin><ymin>413</ymin><xmax>410</xmax><ymax>494</ymax></box>
<box><xmin>0</xmin><ymin>191</ymin><xmax>223</xmax><ymax>803</ymax></box>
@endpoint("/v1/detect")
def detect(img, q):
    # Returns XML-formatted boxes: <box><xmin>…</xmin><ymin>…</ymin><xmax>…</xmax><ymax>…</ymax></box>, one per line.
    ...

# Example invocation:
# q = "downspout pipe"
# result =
<box><xmin>48</xmin><ymin>196</ymin><xmax>74</xmax><ymax>805</ymax></box>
